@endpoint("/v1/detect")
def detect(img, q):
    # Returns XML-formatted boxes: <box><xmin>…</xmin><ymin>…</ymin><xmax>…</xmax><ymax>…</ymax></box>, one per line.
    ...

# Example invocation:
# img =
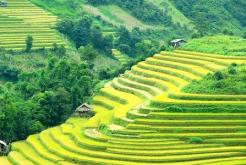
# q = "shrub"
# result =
<box><xmin>243</xmin><ymin>31</ymin><xmax>246</xmax><ymax>39</ymax></box>
<box><xmin>165</xmin><ymin>105</ymin><xmax>184</xmax><ymax>112</ymax></box>
<box><xmin>212</xmin><ymin>81</ymin><xmax>226</xmax><ymax>89</ymax></box>
<box><xmin>57</xmin><ymin>45</ymin><xmax>66</xmax><ymax>57</ymax></box>
<box><xmin>228</xmin><ymin>66</ymin><xmax>237</xmax><ymax>75</ymax></box>
<box><xmin>188</xmin><ymin>137</ymin><xmax>204</xmax><ymax>144</ymax></box>
<box><xmin>213</xmin><ymin>71</ymin><xmax>225</xmax><ymax>80</ymax></box>
<box><xmin>25</xmin><ymin>35</ymin><xmax>33</xmax><ymax>52</ymax></box>
<box><xmin>231</xmin><ymin>63</ymin><xmax>237</xmax><ymax>67</ymax></box>
<box><xmin>222</xmin><ymin>29</ymin><xmax>234</xmax><ymax>36</ymax></box>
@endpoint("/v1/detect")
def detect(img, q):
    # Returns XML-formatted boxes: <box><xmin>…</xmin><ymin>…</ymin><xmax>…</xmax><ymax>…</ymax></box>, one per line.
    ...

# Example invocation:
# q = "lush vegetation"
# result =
<box><xmin>87</xmin><ymin>0</ymin><xmax>173</xmax><ymax>25</ymax></box>
<box><xmin>57</xmin><ymin>15</ymin><xmax>162</xmax><ymax>58</ymax></box>
<box><xmin>183</xmin><ymin>64</ymin><xmax>246</xmax><ymax>95</ymax></box>
<box><xmin>0</xmin><ymin>51</ymin><xmax>95</xmax><ymax>142</ymax></box>
<box><xmin>57</xmin><ymin>16</ymin><xmax>113</xmax><ymax>51</ymax></box>
<box><xmin>30</xmin><ymin>0</ymin><xmax>192</xmax><ymax>55</ymax></box>
<box><xmin>181</xmin><ymin>35</ymin><xmax>246</xmax><ymax>56</ymax></box>
<box><xmin>149</xmin><ymin>0</ymin><xmax>194</xmax><ymax>30</ymax></box>
<box><xmin>170</xmin><ymin>0</ymin><xmax>246</xmax><ymax>35</ymax></box>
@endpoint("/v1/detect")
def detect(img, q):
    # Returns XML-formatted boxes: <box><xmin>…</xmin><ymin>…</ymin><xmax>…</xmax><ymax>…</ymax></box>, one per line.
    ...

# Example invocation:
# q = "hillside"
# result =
<box><xmin>83</xmin><ymin>4</ymin><xmax>152</xmax><ymax>30</ymax></box>
<box><xmin>1</xmin><ymin>0</ymin><xmax>246</xmax><ymax>164</ymax></box>
<box><xmin>1</xmin><ymin>50</ymin><xmax>246</xmax><ymax>164</ymax></box>
<box><xmin>0</xmin><ymin>0</ymin><xmax>64</xmax><ymax>50</ymax></box>
<box><xmin>149</xmin><ymin>0</ymin><xmax>195</xmax><ymax>30</ymax></box>
<box><xmin>170</xmin><ymin>0</ymin><xmax>246</xmax><ymax>35</ymax></box>
<box><xmin>181</xmin><ymin>35</ymin><xmax>246</xmax><ymax>56</ymax></box>
<box><xmin>30</xmin><ymin>0</ymin><xmax>193</xmax><ymax>37</ymax></box>
<box><xmin>183</xmin><ymin>64</ymin><xmax>246</xmax><ymax>95</ymax></box>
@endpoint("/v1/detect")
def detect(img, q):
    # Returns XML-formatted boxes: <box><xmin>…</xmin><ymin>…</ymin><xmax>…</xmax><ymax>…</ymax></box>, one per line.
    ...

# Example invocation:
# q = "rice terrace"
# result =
<box><xmin>0</xmin><ymin>0</ymin><xmax>64</xmax><ymax>50</ymax></box>
<box><xmin>0</xmin><ymin>0</ymin><xmax>246</xmax><ymax>164</ymax></box>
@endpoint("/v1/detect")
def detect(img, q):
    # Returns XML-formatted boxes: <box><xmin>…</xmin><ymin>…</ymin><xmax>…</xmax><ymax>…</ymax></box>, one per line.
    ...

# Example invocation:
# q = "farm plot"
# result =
<box><xmin>0</xmin><ymin>0</ymin><xmax>64</xmax><ymax>50</ymax></box>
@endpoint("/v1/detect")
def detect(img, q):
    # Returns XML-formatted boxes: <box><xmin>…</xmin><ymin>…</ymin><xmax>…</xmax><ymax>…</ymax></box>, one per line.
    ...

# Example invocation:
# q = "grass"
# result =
<box><xmin>181</xmin><ymin>35</ymin><xmax>246</xmax><ymax>56</ymax></box>
<box><xmin>84</xmin><ymin>4</ymin><xmax>152</xmax><ymax>30</ymax></box>
<box><xmin>182</xmin><ymin>64</ymin><xmax>246</xmax><ymax>95</ymax></box>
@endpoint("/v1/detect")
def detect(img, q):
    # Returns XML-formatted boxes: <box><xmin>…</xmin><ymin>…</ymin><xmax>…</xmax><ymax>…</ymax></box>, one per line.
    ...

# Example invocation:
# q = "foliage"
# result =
<box><xmin>188</xmin><ymin>137</ymin><xmax>204</xmax><ymax>144</ymax></box>
<box><xmin>57</xmin><ymin>16</ymin><xmax>113</xmax><ymax>53</ymax></box>
<box><xmin>78</xmin><ymin>45</ymin><xmax>98</xmax><ymax>63</ymax></box>
<box><xmin>165</xmin><ymin>105</ymin><xmax>184</xmax><ymax>112</ymax></box>
<box><xmin>52</xmin><ymin>44</ymin><xmax>67</xmax><ymax>57</ymax></box>
<box><xmin>115</xmin><ymin>26</ymin><xmax>160</xmax><ymax>57</ymax></box>
<box><xmin>0</xmin><ymin>63</ymin><xmax>20</xmax><ymax>81</ymax></box>
<box><xmin>57</xmin><ymin>17</ymin><xmax>161</xmax><ymax>58</ymax></box>
<box><xmin>170</xmin><ymin>0</ymin><xmax>246</xmax><ymax>35</ymax></box>
<box><xmin>243</xmin><ymin>31</ymin><xmax>246</xmax><ymax>39</ymax></box>
<box><xmin>0</xmin><ymin>56</ymin><xmax>95</xmax><ymax>142</ymax></box>
<box><xmin>25</xmin><ymin>35</ymin><xmax>33</xmax><ymax>52</ymax></box>
<box><xmin>182</xmin><ymin>64</ymin><xmax>246</xmax><ymax>95</ymax></box>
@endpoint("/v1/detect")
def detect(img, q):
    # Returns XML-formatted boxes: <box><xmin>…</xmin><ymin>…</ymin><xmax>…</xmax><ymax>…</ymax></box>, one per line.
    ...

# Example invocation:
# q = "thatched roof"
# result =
<box><xmin>171</xmin><ymin>39</ymin><xmax>186</xmax><ymax>44</ymax></box>
<box><xmin>75</xmin><ymin>103</ymin><xmax>92</xmax><ymax>112</ymax></box>
<box><xmin>0</xmin><ymin>140</ymin><xmax>7</xmax><ymax>147</ymax></box>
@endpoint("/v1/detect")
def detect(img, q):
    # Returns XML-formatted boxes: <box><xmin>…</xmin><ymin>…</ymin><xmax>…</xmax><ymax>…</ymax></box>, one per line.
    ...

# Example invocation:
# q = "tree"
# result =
<box><xmin>25</xmin><ymin>35</ymin><xmax>33</xmax><ymax>52</ymax></box>
<box><xmin>243</xmin><ymin>31</ymin><xmax>246</xmax><ymax>39</ymax></box>
<box><xmin>56</xmin><ymin>16</ymin><xmax>113</xmax><ymax>55</ymax></box>
<box><xmin>56</xmin><ymin>18</ymin><xmax>74</xmax><ymax>36</ymax></box>
<box><xmin>56</xmin><ymin>45</ymin><xmax>66</xmax><ymax>57</ymax></box>
<box><xmin>91</xmin><ymin>26</ymin><xmax>113</xmax><ymax>53</ymax></box>
<box><xmin>72</xmin><ymin>16</ymin><xmax>93</xmax><ymax>48</ymax></box>
<box><xmin>0</xmin><ymin>57</ymin><xmax>95</xmax><ymax>142</ymax></box>
<box><xmin>78</xmin><ymin>45</ymin><xmax>98</xmax><ymax>62</ymax></box>
<box><xmin>222</xmin><ymin>29</ymin><xmax>234</xmax><ymax>36</ymax></box>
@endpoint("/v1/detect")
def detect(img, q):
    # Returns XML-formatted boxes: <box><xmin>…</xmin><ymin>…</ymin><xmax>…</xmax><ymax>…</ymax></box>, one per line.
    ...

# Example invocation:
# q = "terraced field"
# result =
<box><xmin>0</xmin><ymin>0</ymin><xmax>64</xmax><ymax>50</ymax></box>
<box><xmin>1</xmin><ymin>50</ymin><xmax>246</xmax><ymax>164</ymax></box>
<box><xmin>112</xmin><ymin>49</ymin><xmax>130</xmax><ymax>65</ymax></box>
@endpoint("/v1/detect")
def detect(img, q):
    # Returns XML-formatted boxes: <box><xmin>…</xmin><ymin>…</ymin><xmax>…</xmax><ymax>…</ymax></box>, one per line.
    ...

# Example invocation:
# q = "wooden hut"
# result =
<box><xmin>0</xmin><ymin>140</ymin><xmax>9</xmax><ymax>155</ymax></box>
<box><xmin>75</xmin><ymin>103</ymin><xmax>94</xmax><ymax>117</ymax></box>
<box><xmin>0</xmin><ymin>0</ymin><xmax>8</xmax><ymax>7</ymax></box>
<box><xmin>171</xmin><ymin>39</ymin><xmax>186</xmax><ymax>48</ymax></box>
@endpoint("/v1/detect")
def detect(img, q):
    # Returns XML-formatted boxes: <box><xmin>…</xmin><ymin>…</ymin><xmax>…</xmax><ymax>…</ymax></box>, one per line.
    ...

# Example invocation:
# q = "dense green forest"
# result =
<box><xmin>170</xmin><ymin>0</ymin><xmax>246</xmax><ymax>35</ymax></box>
<box><xmin>0</xmin><ymin>49</ymin><xmax>95</xmax><ymax>142</ymax></box>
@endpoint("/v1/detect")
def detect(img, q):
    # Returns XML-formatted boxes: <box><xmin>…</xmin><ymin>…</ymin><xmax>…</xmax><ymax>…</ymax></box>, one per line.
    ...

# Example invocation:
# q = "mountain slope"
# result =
<box><xmin>28</xmin><ymin>0</ymin><xmax>246</xmax><ymax>43</ymax></box>
<box><xmin>181</xmin><ymin>35</ymin><xmax>246</xmax><ymax>56</ymax></box>
<box><xmin>83</xmin><ymin>4</ymin><xmax>152</xmax><ymax>30</ymax></box>
<box><xmin>169</xmin><ymin>0</ymin><xmax>246</xmax><ymax>34</ymax></box>
<box><xmin>1</xmin><ymin>50</ymin><xmax>246</xmax><ymax>164</ymax></box>
<box><xmin>148</xmin><ymin>0</ymin><xmax>195</xmax><ymax>30</ymax></box>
